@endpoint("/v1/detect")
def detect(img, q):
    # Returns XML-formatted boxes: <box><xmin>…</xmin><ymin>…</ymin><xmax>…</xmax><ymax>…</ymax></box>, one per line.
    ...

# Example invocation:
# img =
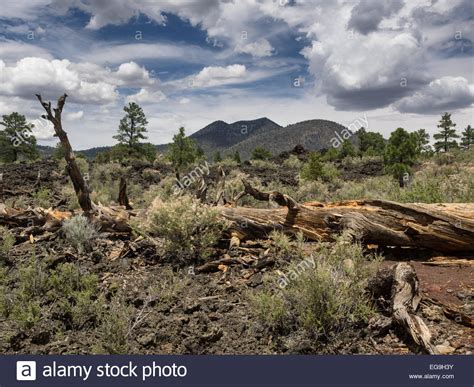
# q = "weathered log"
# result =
<box><xmin>2</xmin><ymin>177</ymin><xmax>474</xmax><ymax>253</ymax></box>
<box><xmin>219</xmin><ymin>181</ymin><xmax>474</xmax><ymax>253</ymax></box>
<box><xmin>423</xmin><ymin>298</ymin><xmax>474</xmax><ymax>328</ymax></box>
<box><xmin>36</xmin><ymin>94</ymin><xmax>93</xmax><ymax>215</ymax></box>
<box><xmin>0</xmin><ymin>204</ymin><xmax>132</xmax><ymax>236</ymax></box>
<box><xmin>391</xmin><ymin>263</ymin><xmax>439</xmax><ymax>354</ymax></box>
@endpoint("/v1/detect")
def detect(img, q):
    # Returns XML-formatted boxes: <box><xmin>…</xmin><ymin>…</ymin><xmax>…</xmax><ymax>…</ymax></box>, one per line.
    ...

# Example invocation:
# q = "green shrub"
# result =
<box><xmin>249</xmin><ymin>291</ymin><xmax>287</xmax><ymax>331</ymax></box>
<box><xmin>89</xmin><ymin>162</ymin><xmax>130</xmax><ymax>205</ymax></box>
<box><xmin>252</xmin><ymin>146</ymin><xmax>272</xmax><ymax>160</ymax></box>
<box><xmin>296</xmin><ymin>180</ymin><xmax>330</xmax><ymax>202</ymax></box>
<box><xmin>282</xmin><ymin>155</ymin><xmax>303</xmax><ymax>169</ymax></box>
<box><xmin>32</xmin><ymin>188</ymin><xmax>53</xmax><ymax>208</ymax></box>
<box><xmin>61</xmin><ymin>215</ymin><xmax>97</xmax><ymax>254</ymax></box>
<box><xmin>268</xmin><ymin>230</ymin><xmax>305</xmax><ymax>261</ymax></box>
<box><xmin>250</xmin><ymin>159</ymin><xmax>278</xmax><ymax>170</ymax></box>
<box><xmin>300</xmin><ymin>153</ymin><xmax>339</xmax><ymax>183</ymax></box>
<box><xmin>58</xmin><ymin>157</ymin><xmax>89</xmax><ymax>176</ymax></box>
<box><xmin>151</xmin><ymin>267</ymin><xmax>188</xmax><ymax>306</ymax></box>
<box><xmin>396</xmin><ymin>164</ymin><xmax>474</xmax><ymax>203</ymax></box>
<box><xmin>4</xmin><ymin>252</ymin><xmax>48</xmax><ymax>329</ymax></box>
<box><xmin>142</xmin><ymin>195</ymin><xmax>228</xmax><ymax>261</ymax></box>
<box><xmin>95</xmin><ymin>294</ymin><xmax>131</xmax><ymax>354</ymax></box>
<box><xmin>141</xmin><ymin>168</ymin><xmax>161</xmax><ymax>182</ymax></box>
<box><xmin>250</xmin><ymin>234</ymin><xmax>381</xmax><ymax>338</ymax></box>
<box><xmin>300</xmin><ymin>152</ymin><xmax>323</xmax><ymax>181</ymax></box>
<box><xmin>0</xmin><ymin>226</ymin><xmax>14</xmax><ymax>262</ymax></box>
<box><xmin>49</xmin><ymin>262</ymin><xmax>101</xmax><ymax>329</ymax></box>
<box><xmin>0</xmin><ymin>251</ymin><xmax>101</xmax><ymax>331</ymax></box>
<box><xmin>60</xmin><ymin>185</ymin><xmax>80</xmax><ymax>210</ymax></box>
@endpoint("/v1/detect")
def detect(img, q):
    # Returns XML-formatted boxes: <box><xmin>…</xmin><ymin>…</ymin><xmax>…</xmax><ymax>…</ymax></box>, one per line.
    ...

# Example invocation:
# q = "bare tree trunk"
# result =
<box><xmin>117</xmin><ymin>177</ymin><xmax>132</xmax><ymax>209</ymax></box>
<box><xmin>35</xmin><ymin>94</ymin><xmax>93</xmax><ymax>215</ymax></box>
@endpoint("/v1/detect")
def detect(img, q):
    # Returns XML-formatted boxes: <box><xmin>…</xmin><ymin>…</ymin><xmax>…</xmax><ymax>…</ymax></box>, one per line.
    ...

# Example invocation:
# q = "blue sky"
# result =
<box><xmin>0</xmin><ymin>0</ymin><xmax>472</xmax><ymax>149</ymax></box>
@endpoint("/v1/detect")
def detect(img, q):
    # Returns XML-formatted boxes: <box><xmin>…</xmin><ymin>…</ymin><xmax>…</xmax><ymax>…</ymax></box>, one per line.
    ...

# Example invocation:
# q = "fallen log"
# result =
<box><xmin>219</xmin><ymin>180</ymin><xmax>474</xmax><ymax>253</ymax></box>
<box><xmin>390</xmin><ymin>263</ymin><xmax>439</xmax><ymax>354</ymax></box>
<box><xmin>2</xmin><ymin>175</ymin><xmax>474</xmax><ymax>253</ymax></box>
<box><xmin>0</xmin><ymin>204</ymin><xmax>132</xmax><ymax>236</ymax></box>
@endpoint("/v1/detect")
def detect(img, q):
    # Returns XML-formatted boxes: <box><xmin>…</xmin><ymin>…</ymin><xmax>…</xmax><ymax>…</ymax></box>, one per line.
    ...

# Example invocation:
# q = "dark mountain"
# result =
<box><xmin>190</xmin><ymin>117</ymin><xmax>281</xmax><ymax>153</ymax></box>
<box><xmin>38</xmin><ymin>118</ymin><xmax>356</xmax><ymax>161</ymax></box>
<box><xmin>226</xmin><ymin>119</ymin><xmax>356</xmax><ymax>159</ymax></box>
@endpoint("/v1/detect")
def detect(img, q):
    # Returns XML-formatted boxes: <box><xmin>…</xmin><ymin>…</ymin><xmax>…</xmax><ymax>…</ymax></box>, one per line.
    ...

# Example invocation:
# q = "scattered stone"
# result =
<box><xmin>136</xmin><ymin>332</ymin><xmax>155</xmax><ymax>347</ymax></box>
<box><xmin>31</xmin><ymin>331</ymin><xmax>51</xmax><ymax>345</ymax></box>
<box><xmin>435</xmin><ymin>344</ymin><xmax>455</xmax><ymax>354</ymax></box>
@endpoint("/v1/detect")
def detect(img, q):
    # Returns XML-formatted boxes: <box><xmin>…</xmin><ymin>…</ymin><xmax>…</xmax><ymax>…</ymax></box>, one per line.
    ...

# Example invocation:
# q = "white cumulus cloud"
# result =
<box><xmin>393</xmin><ymin>76</ymin><xmax>474</xmax><ymax>114</ymax></box>
<box><xmin>192</xmin><ymin>64</ymin><xmax>247</xmax><ymax>87</ymax></box>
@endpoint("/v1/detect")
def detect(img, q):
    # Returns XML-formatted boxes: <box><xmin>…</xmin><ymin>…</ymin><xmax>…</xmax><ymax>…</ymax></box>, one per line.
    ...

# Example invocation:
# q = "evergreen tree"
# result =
<box><xmin>0</xmin><ymin>112</ymin><xmax>39</xmax><ymax>161</ymax></box>
<box><xmin>356</xmin><ymin>128</ymin><xmax>385</xmax><ymax>156</ymax></box>
<box><xmin>460</xmin><ymin>125</ymin><xmax>474</xmax><ymax>150</ymax></box>
<box><xmin>384</xmin><ymin>128</ymin><xmax>418</xmax><ymax>187</ymax></box>
<box><xmin>213</xmin><ymin>151</ymin><xmax>222</xmax><ymax>163</ymax></box>
<box><xmin>233</xmin><ymin>151</ymin><xmax>241</xmax><ymax>164</ymax></box>
<box><xmin>52</xmin><ymin>142</ymin><xmax>65</xmax><ymax>160</ymax></box>
<box><xmin>0</xmin><ymin>132</ymin><xmax>16</xmax><ymax>163</ymax></box>
<box><xmin>434</xmin><ymin>113</ymin><xmax>458</xmax><ymax>152</ymax></box>
<box><xmin>113</xmin><ymin>102</ymin><xmax>148</xmax><ymax>152</ymax></box>
<box><xmin>168</xmin><ymin>127</ymin><xmax>198</xmax><ymax>176</ymax></box>
<box><xmin>196</xmin><ymin>146</ymin><xmax>205</xmax><ymax>160</ymax></box>
<box><xmin>322</xmin><ymin>147</ymin><xmax>339</xmax><ymax>161</ymax></box>
<box><xmin>251</xmin><ymin>146</ymin><xmax>272</xmax><ymax>160</ymax></box>
<box><xmin>413</xmin><ymin>128</ymin><xmax>431</xmax><ymax>154</ymax></box>
<box><xmin>141</xmin><ymin>143</ymin><xmax>157</xmax><ymax>162</ymax></box>
<box><xmin>339</xmin><ymin>140</ymin><xmax>356</xmax><ymax>159</ymax></box>
<box><xmin>300</xmin><ymin>152</ymin><xmax>324</xmax><ymax>181</ymax></box>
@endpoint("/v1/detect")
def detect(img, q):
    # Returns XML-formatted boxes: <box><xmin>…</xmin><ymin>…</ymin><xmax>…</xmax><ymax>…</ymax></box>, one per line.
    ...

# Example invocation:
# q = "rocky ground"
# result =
<box><xmin>0</xmin><ymin>158</ymin><xmax>472</xmax><ymax>355</ymax></box>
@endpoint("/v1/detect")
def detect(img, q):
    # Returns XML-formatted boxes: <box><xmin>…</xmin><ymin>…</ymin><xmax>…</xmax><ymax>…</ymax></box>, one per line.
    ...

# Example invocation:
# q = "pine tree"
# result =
<box><xmin>0</xmin><ymin>112</ymin><xmax>39</xmax><ymax>161</ymax></box>
<box><xmin>113</xmin><ymin>102</ymin><xmax>148</xmax><ymax>153</ymax></box>
<box><xmin>213</xmin><ymin>151</ymin><xmax>222</xmax><ymax>163</ymax></box>
<box><xmin>300</xmin><ymin>152</ymin><xmax>324</xmax><ymax>181</ymax></box>
<box><xmin>434</xmin><ymin>113</ymin><xmax>458</xmax><ymax>152</ymax></box>
<box><xmin>252</xmin><ymin>146</ymin><xmax>272</xmax><ymax>160</ymax></box>
<box><xmin>356</xmin><ymin>128</ymin><xmax>385</xmax><ymax>156</ymax></box>
<box><xmin>339</xmin><ymin>140</ymin><xmax>356</xmax><ymax>159</ymax></box>
<box><xmin>413</xmin><ymin>129</ymin><xmax>431</xmax><ymax>154</ymax></box>
<box><xmin>233</xmin><ymin>151</ymin><xmax>241</xmax><ymax>164</ymax></box>
<box><xmin>460</xmin><ymin>125</ymin><xmax>474</xmax><ymax>150</ymax></box>
<box><xmin>384</xmin><ymin>128</ymin><xmax>418</xmax><ymax>187</ymax></box>
<box><xmin>168</xmin><ymin>127</ymin><xmax>198</xmax><ymax>177</ymax></box>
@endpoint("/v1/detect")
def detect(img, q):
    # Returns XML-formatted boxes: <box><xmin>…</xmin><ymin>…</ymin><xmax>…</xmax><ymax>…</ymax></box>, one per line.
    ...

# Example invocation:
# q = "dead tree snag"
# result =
<box><xmin>35</xmin><ymin>94</ymin><xmax>93</xmax><ymax>215</ymax></box>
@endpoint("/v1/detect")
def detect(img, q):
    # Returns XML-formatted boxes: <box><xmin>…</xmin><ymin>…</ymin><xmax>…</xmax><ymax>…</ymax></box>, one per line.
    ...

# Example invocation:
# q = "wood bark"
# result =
<box><xmin>0</xmin><ymin>204</ymin><xmax>132</xmax><ymax>235</ymax></box>
<box><xmin>117</xmin><ymin>177</ymin><xmax>132</xmax><ymax>210</ymax></box>
<box><xmin>35</xmin><ymin>94</ymin><xmax>93</xmax><ymax>215</ymax></box>
<box><xmin>219</xmin><ymin>180</ymin><xmax>474</xmax><ymax>253</ymax></box>
<box><xmin>390</xmin><ymin>263</ymin><xmax>439</xmax><ymax>354</ymax></box>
